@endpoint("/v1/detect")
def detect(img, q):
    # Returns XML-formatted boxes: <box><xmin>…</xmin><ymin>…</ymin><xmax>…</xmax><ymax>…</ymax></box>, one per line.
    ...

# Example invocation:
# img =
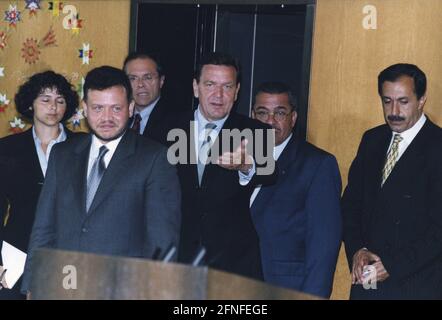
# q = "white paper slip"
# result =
<box><xmin>1</xmin><ymin>241</ymin><xmax>27</xmax><ymax>289</ymax></box>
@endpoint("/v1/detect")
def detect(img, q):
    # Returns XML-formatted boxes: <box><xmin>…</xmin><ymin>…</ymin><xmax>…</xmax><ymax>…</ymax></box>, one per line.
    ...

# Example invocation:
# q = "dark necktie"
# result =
<box><xmin>197</xmin><ymin>123</ymin><xmax>217</xmax><ymax>185</ymax></box>
<box><xmin>86</xmin><ymin>145</ymin><xmax>109</xmax><ymax>212</ymax></box>
<box><xmin>131</xmin><ymin>113</ymin><xmax>142</xmax><ymax>134</ymax></box>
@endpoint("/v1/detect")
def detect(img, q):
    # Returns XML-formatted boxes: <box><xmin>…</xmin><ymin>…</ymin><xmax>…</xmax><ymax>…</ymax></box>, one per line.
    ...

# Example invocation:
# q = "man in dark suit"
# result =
<box><xmin>250</xmin><ymin>82</ymin><xmax>342</xmax><ymax>298</ymax></box>
<box><xmin>21</xmin><ymin>66</ymin><xmax>181</xmax><ymax>294</ymax></box>
<box><xmin>162</xmin><ymin>52</ymin><xmax>276</xmax><ymax>280</ymax></box>
<box><xmin>123</xmin><ymin>52</ymin><xmax>171</xmax><ymax>140</ymax></box>
<box><xmin>342</xmin><ymin>63</ymin><xmax>442</xmax><ymax>299</ymax></box>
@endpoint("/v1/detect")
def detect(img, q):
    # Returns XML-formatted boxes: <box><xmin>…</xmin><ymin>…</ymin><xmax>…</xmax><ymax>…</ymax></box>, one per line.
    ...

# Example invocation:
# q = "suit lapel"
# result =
<box><xmin>23</xmin><ymin>129</ymin><xmax>45</xmax><ymax>183</ymax></box>
<box><xmin>200</xmin><ymin>113</ymin><xmax>239</xmax><ymax>187</ymax></box>
<box><xmin>251</xmin><ymin>135</ymin><xmax>298</xmax><ymax>214</ymax></box>
<box><xmin>87</xmin><ymin>131</ymin><xmax>136</xmax><ymax>214</ymax></box>
<box><xmin>367</xmin><ymin>126</ymin><xmax>391</xmax><ymax>194</ymax></box>
<box><xmin>71</xmin><ymin>135</ymin><xmax>92</xmax><ymax>216</ymax></box>
<box><xmin>381</xmin><ymin>119</ymin><xmax>431</xmax><ymax>191</ymax></box>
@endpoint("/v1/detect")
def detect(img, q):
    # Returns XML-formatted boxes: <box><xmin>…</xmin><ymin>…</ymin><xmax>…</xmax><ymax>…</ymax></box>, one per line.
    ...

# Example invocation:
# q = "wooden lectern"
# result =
<box><xmin>29</xmin><ymin>248</ymin><xmax>319</xmax><ymax>300</ymax></box>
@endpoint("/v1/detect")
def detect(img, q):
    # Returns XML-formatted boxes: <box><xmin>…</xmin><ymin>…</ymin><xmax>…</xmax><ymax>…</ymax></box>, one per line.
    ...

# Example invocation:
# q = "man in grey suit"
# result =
<box><xmin>21</xmin><ymin>66</ymin><xmax>181</xmax><ymax>294</ymax></box>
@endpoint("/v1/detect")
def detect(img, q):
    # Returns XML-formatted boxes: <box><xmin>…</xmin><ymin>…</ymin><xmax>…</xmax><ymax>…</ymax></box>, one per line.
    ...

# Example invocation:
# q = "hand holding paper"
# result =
<box><xmin>1</xmin><ymin>241</ymin><xmax>27</xmax><ymax>289</ymax></box>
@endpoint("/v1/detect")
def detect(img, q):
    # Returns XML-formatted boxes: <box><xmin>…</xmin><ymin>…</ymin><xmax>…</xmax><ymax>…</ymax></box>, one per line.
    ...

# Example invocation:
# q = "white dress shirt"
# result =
<box><xmin>386</xmin><ymin>113</ymin><xmax>426</xmax><ymax>161</ymax></box>
<box><xmin>193</xmin><ymin>107</ymin><xmax>255</xmax><ymax>185</ymax></box>
<box><xmin>32</xmin><ymin>124</ymin><xmax>67</xmax><ymax>177</ymax></box>
<box><xmin>132</xmin><ymin>97</ymin><xmax>160</xmax><ymax>134</ymax></box>
<box><xmin>87</xmin><ymin>134</ymin><xmax>124</xmax><ymax>177</ymax></box>
<box><xmin>249</xmin><ymin>133</ymin><xmax>293</xmax><ymax>206</ymax></box>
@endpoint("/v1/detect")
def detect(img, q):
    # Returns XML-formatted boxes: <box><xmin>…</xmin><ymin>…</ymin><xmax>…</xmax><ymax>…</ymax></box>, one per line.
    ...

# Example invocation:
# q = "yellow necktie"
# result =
<box><xmin>381</xmin><ymin>134</ymin><xmax>403</xmax><ymax>186</ymax></box>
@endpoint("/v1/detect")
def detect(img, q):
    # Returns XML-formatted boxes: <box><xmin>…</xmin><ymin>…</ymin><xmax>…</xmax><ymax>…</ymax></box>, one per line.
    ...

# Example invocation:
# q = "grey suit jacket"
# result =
<box><xmin>21</xmin><ymin>130</ymin><xmax>181</xmax><ymax>293</ymax></box>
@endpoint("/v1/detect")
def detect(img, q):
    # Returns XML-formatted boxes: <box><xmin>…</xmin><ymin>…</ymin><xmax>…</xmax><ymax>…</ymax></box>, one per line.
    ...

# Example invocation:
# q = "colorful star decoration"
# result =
<box><xmin>4</xmin><ymin>5</ymin><xmax>21</xmax><ymax>27</ymax></box>
<box><xmin>21</xmin><ymin>38</ymin><xmax>41</xmax><ymax>64</ymax></box>
<box><xmin>79</xmin><ymin>43</ymin><xmax>93</xmax><ymax>65</ymax></box>
<box><xmin>0</xmin><ymin>30</ymin><xmax>8</xmax><ymax>50</ymax></box>
<box><xmin>70</xmin><ymin>108</ymin><xmax>84</xmax><ymax>129</ymax></box>
<box><xmin>48</xmin><ymin>1</ymin><xmax>63</xmax><ymax>17</ymax></box>
<box><xmin>9</xmin><ymin>117</ymin><xmax>26</xmax><ymax>134</ymax></box>
<box><xmin>69</xmin><ymin>14</ymin><xmax>83</xmax><ymax>35</ymax></box>
<box><xmin>76</xmin><ymin>77</ymin><xmax>85</xmax><ymax>99</ymax></box>
<box><xmin>25</xmin><ymin>0</ymin><xmax>42</xmax><ymax>17</ymax></box>
<box><xmin>0</xmin><ymin>67</ymin><xmax>4</xmax><ymax>77</ymax></box>
<box><xmin>0</xmin><ymin>93</ymin><xmax>10</xmax><ymax>112</ymax></box>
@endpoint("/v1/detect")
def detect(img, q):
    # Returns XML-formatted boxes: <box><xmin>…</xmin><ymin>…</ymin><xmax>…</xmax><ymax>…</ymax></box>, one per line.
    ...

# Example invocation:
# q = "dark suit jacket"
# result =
<box><xmin>162</xmin><ymin>110</ymin><xmax>276</xmax><ymax>280</ymax></box>
<box><xmin>251</xmin><ymin>135</ymin><xmax>342</xmax><ymax>298</ymax></box>
<box><xmin>0</xmin><ymin>128</ymin><xmax>77</xmax><ymax>299</ymax></box>
<box><xmin>21</xmin><ymin>130</ymin><xmax>181</xmax><ymax>293</ymax></box>
<box><xmin>131</xmin><ymin>97</ymin><xmax>172</xmax><ymax>142</ymax></box>
<box><xmin>0</xmin><ymin>128</ymin><xmax>77</xmax><ymax>260</ymax></box>
<box><xmin>342</xmin><ymin>118</ymin><xmax>442</xmax><ymax>299</ymax></box>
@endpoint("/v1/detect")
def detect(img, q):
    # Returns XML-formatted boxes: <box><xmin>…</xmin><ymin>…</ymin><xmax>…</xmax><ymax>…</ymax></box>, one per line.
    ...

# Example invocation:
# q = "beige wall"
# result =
<box><xmin>0</xmin><ymin>0</ymin><xmax>130</xmax><ymax>137</ymax></box>
<box><xmin>309</xmin><ymin>0</ymin><xmax>442</xmax><ymax>299</ymax></box>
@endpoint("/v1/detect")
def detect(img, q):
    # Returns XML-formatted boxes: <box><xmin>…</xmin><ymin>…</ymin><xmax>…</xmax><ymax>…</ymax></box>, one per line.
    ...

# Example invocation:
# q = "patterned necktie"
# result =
<box><xmin>381</xmin><ymin>134</ymin><xmax>403</xmax><ymax>186</ymax></box>
<box><xmin>86</xmin><ymin>145</ymin><xmax>109</xmax><ymax>212</ymax></box>
<box><xmin>131</xmin><ymin>113</ymin><xmax>142</xmax><ymax>134</ymax></box>
<box><xmin>197</xmin><ymin>123</ymin><xmax>217</xmax><ymax>185</ymax></box>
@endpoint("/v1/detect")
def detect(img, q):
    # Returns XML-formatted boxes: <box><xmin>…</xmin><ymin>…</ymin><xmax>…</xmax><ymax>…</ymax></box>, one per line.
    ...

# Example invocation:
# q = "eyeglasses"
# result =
<box><xmin>128</xmin><ymin>74</ymin><xmax>159</xmax><ymax>83</ymax></box>
<box><xmin>254</xmin><ymin>110</ymin><xmax>292</xmax><ymax>122</ymax></box>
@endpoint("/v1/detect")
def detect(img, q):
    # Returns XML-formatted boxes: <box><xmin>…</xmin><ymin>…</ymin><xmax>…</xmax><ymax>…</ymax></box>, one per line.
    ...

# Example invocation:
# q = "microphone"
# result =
<box><xmin>161</xmin><ymin>244</ymin><xmax>177</xmax><ymax>262</ymax></box>
<box><xmin>191</xmin><ymin>247</ymin><xmax>206</xmax><ymax>267</ymax></box>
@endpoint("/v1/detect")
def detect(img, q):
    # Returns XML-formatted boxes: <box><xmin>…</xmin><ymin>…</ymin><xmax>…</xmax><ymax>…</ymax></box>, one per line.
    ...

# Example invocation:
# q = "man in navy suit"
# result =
<box><xmin>250</xmin><ymin>82</ymin><xmax>342</xmax><ymax>298</ymax></box>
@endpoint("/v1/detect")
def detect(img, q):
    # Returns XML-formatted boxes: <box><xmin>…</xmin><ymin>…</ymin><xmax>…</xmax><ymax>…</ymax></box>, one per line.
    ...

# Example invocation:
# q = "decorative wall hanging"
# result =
<box><xmin>0</xmin><ymin>93</ymin><xmax>9</xmax><ymax>112</ymax></box>
<box><xmin>21</xmin><ymin>26</ymin><xmax>57</xmax><ymax>64</ymax></box>
<box><xmin>25</xmin><ymin>0</ymin><xmax>41</xmax><ymax>17</ymax></box>
<box><xmin>48</xmin><ymin>1</ymin><xmax>63</xmax><ymax>17</ymax></box>
<box><xmin>70</xmin><ymin>108</ymin><xmax>84</xmax><ymax>129</ymax></box>
<box><xmin>9</xmin><ymin>117</ymin><xmax>26</xmax><ymax>134</ymax></box>
<box><xmin>78</xmin><ymin>43</ymin><xmax>92</xmax><ymax>65</ymax></box>
<box><xmin>0</xmin><ymin>30</ymin><xmax>7</xmax><ymax>50</ymax></box>
<box><xmin>4</xmin><ymin>4</ymin><xmax>21</xmax><ymax>27</ymax></box>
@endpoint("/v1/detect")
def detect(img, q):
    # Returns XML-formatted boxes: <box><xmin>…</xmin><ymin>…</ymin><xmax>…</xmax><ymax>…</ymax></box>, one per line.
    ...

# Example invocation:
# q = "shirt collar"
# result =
<box><xmin>90</xmin><ymin>133</ymin><xmax>123</xmax><ymax>157</ymax></box>
<box><xmin>392</xmin><ymin>113</ymin><xmax>426</xmax><ymax>145</ymax></box>
<box><xmin>32</xmin><ymin>123</ymin><xmax>67</xmax><ymax>144</ymax></box>
<box><xmin>195</xmin><ymin>106</ymin><xmax>228</xmax><ymax>132</ymax></box>
<box><xmin>135</xmin><ymin>96</ymin><xmax>160</xmax><ymax>119</ymax></box>
<box><xmin>274</xmin><ymin>133</ymin><xmax>293</xmax><ymax>160</ymax></box>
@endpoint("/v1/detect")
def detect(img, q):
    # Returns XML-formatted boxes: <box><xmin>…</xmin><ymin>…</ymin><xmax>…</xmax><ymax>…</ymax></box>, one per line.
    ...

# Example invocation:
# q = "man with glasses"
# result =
<box><xmin>123</xmin><ymin>52</ymin><xmax>170</xmax><ymax>140</ymax></box>
<box><xmin>250</xmin><ymin>82</ymin><xmax>342</xmax><ymax>298</ymax></box>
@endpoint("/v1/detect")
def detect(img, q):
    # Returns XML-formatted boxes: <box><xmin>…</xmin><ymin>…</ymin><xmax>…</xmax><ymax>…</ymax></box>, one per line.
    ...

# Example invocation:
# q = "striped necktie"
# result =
<box><xmin>197</xmin><ymin>123</ymin><xmax>217</xmax><ymax>185</ymax></box>
<box><xmin>381</xmin><ymin>134</ymin><xmax>403</xmax><ymax>186</ymax></box>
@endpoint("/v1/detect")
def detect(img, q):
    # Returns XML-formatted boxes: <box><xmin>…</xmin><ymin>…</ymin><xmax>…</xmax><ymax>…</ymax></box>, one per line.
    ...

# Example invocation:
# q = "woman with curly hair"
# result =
<box><xmin>0</xmin><ymin>71</ymin><xmax>82</xmax><ymax>299</ymax></box>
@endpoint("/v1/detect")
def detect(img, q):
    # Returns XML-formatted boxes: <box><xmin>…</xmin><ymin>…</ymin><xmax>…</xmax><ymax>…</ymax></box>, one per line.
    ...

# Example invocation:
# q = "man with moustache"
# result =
<box><xmin>21</xmin><ymin>66</ymin><xmax>181</xmax><ymax>295</ymax></box>
<box><xmin>123</xmin><ymin>52</ymin><xmax>171</xmax><ymax>139</ymax></box>
<box><xmin>250</xmin><ymin>82</ymin><xmax>342</xmax><ymax>298</ymax></box>
<box><xmin>342</xmin><ymin>63</ymin><xmax>442</xmax><ymax>299</ymax></box>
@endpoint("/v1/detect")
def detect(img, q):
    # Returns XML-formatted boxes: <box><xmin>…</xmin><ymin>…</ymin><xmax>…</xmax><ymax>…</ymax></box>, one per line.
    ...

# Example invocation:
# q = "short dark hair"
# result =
<box><xmin>378</xmin><ymin>63</ymin><xmax>427</xmax><ymax>99</ymax></box>
<box><xmin>83</xmin><ymin>66</ymin><xmax>132</xmax><ymax>102</ymax></box>
<box><xmin>195</xmin><ymin>52</ymin><xmax>240</xmax><ymax>84</ymax></box>
<box><xmin>14</xmin><ymin>70</ymin><xmax>78</xmax><ymax>122</ymax></box>
<box><xmin>123</xmin><ymin>51</ymin><xmax>164</xmax><ymax>77</ymax></box>
<box><xmin>253</xmin><ymin>81</ymin><xmax>298</xmax><ymax>112</ymax></box>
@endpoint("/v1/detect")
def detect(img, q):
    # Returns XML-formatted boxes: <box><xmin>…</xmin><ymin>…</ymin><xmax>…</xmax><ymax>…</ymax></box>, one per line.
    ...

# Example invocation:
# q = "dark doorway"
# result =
<box><xmin>131</xmin><ymin>1</ymin><xmax>314</xmax><ymax>140</ymax></box>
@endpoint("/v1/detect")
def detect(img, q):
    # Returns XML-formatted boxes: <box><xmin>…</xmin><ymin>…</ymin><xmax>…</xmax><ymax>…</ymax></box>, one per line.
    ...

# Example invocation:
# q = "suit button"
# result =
<box><xmin>82</xmin><ymin>228</ymin><xmax>88</xmax><ymax>233</ymax></box>
<box><xmin>395</xmin><ymin>220</ymin><xmax>400</xmax><ymax>225</ymax></box>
